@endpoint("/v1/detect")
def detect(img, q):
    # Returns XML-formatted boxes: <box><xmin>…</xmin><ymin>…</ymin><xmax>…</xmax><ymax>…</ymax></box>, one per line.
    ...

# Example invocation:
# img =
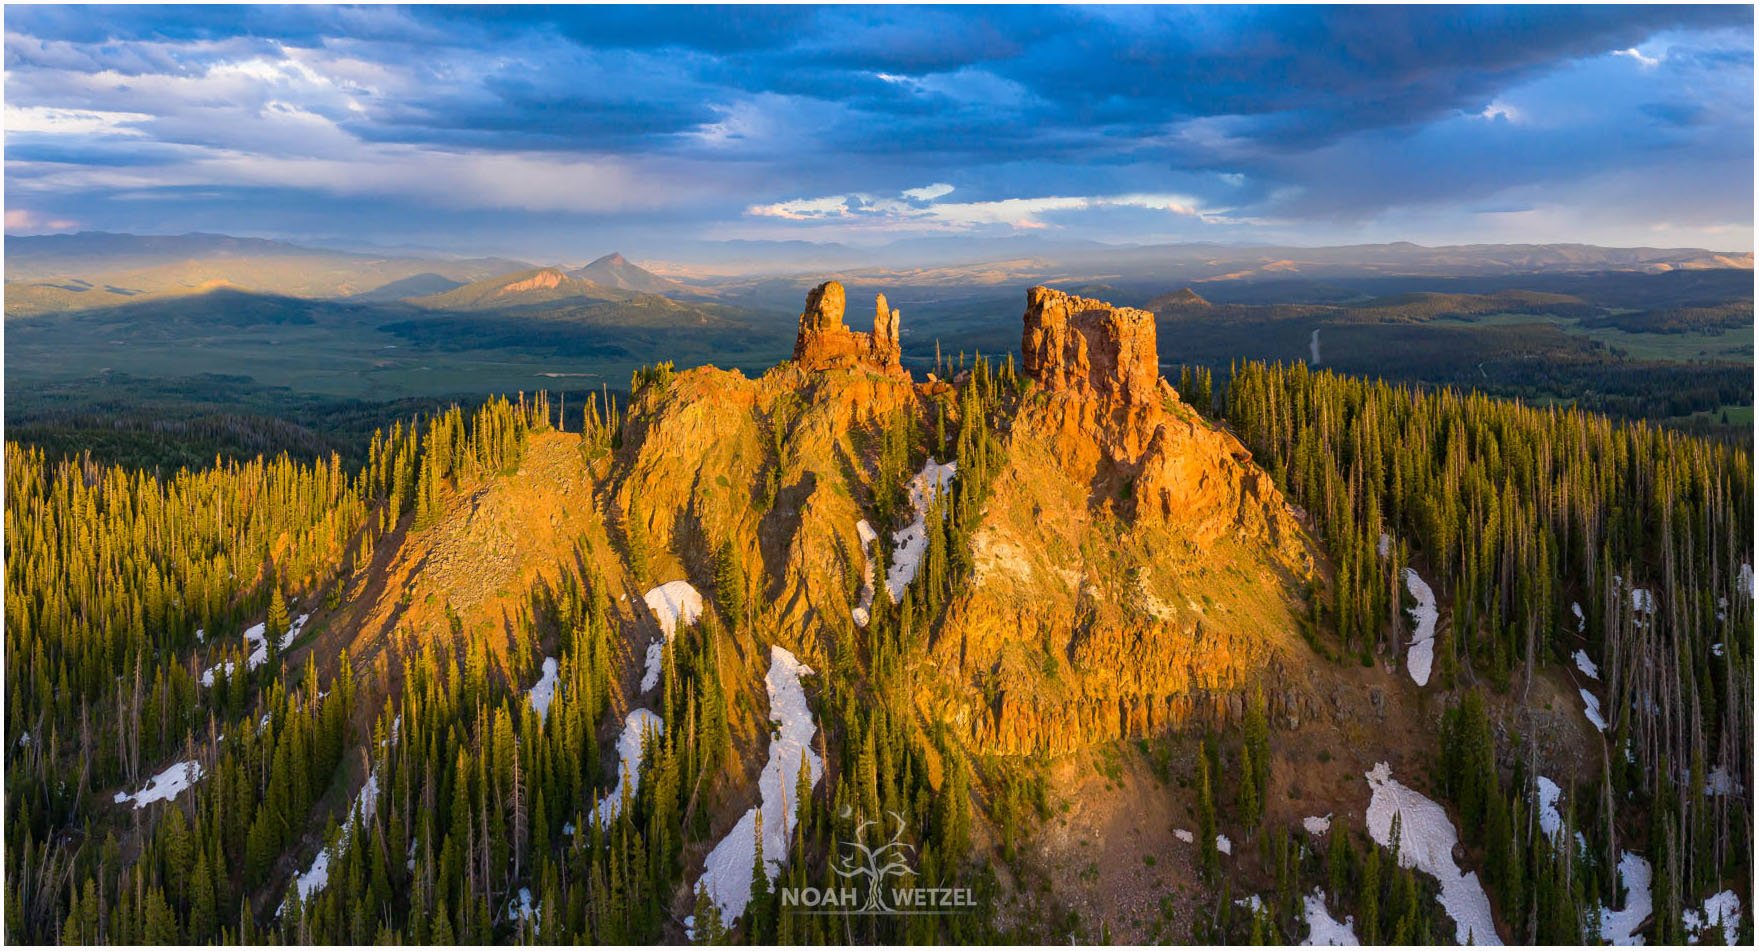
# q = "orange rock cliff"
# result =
<box><xmin>792</xmin><ymin>280</ymin><xmax>905</xmax><ymax>376</ymax></box>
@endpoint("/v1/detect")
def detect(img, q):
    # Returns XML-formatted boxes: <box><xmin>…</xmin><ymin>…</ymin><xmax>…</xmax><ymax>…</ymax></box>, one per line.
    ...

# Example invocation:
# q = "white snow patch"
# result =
<box><xmin>641</xmin><ymin>581</ymin><xmax>703</xmax><ymax>692</ymax></box>
<box><xmin>1174</xmin><ymin>828</ymin><xmax>1195</xmax><ymax>844</ymax></box>
<box><xmin>594</xmin><ymin>708</ymin><xmax>664</xmax><ymax>825</ymax></box>
<box><xmin>508</xmin><ymin>887</ymin><xmax>538</xmax><ymax>924</ymax></box>
<box><xmin>1402</xmin><ymin>567</ymin><xmax>1437</xmax><ymax>687</ymax></box>
<box><xmin>1303</xmin><ymin>814</ymin><xmax>1333</xmax><ymax>836</ymax></box>
<box><xmin>1683</xmin><ymin>890</ymin><xmax>1743</xmax><ymax>945</ymax></box>
<box><xmin>1236</xmin><ymin>894</ymin><xmax>1263</xmax><ymax>912</ymax></box>
<box><xmin>1631</xmin><ymin>588</ymin><xmax>1655</xmax><ymax>614</ymax></box>
<box><xmin>1713</xmin><ymin>642</ymin><xmax>1725</xmax><ymax>657</ymax></box>
<box><xmin>1364</xmin><ymin>762</ymin><xmax>1501</xmax><ymax>946</ymax></box>
<box><xmin>562</xmin><ymin>821</ymin><xmax>575</xmax><ymax>836</ymax></box>
<box><xmin>1302</xmin><ymin>890</ymin><xmax>1360</xmax><ymax>946</ymax></box>
<box><xmin>691</xmin><ymin>645</ymin><xmax>822</xmax><ymax>925</ymax></box>
<box><xmin>852</xmin><ymin>519</ymin><xmax>879</xmax><ymax>627</ymax></box>
<box><xmin>1216</xmin><ymin>834</ymin><xmax>1233</xmax><ymax>855</ymax></box>
<box><xmin>1581</xmin><ymin>689</ymin><xmax>1608</xmax><ymax>732</ymax></box>
<box><xmin>114</xmin><ymin>760</ymin><xmax>204</xmax><ymax>809</ymax></box>
<box><xmin>1573</xmin><ymin>649</ymin><xmax>1600</xmax><ymax>681</ymax></box>
<box><xmin>195</xmin><ymin>627</ymin><xmax>205</xmax><ymax>644</ymax></box>
<box><xmin>643</xmin><ymin>580</ymin><xmax>704</xmax><ymax>638</ymax></box>
<box><xmin>1572</xmin><ymin>602</ymin><xmax>1585</xmax><ymax>633</ymax></box>
<box><xmin>281</xmin><ymin>767</ymin><xmax>381</xmax><ymax>914</ymax></box>
<box><xmin>883</xmin><ymin>459</ymin><xmax>957</xmax><ymax>600</ymax></box>
<box><xmin>1739</xmin><ymin>563</ymin><xmax>1753</xmax><ymax>599</ymax></box>
<box><xmin>1705</xmin><ymin>765</ymin><xmax>1743</xmax><ymax>796</ymax></box>
<box><xmin>527</xmin><ymin>657</ymin><xmax>559</xmax><ymax>723</ymax></box>
<box><xmin>200</xmin><ymin>614</ymin><xmax>308</xmax><ymax>686</ymax></box>
<box><xmin>1597</xmin><ymin>851</ymin><xmax>1653</xmax><ymax>945</ymax></box>
<box><xmin>1534</xmin><ymin>776</ymin><xmax>1563</xmax><ymax>843</ymax></box>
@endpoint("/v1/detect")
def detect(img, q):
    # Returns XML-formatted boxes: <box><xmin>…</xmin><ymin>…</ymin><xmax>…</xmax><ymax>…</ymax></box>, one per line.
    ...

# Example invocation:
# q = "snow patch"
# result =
<box><xmin>691</xmin><ymin>646</ymin><xmax>822</xmax><ymax>925</ymax></box>
<box><xmin>1705</xmin><ymin>765</ymin><xmax>1743</xmax><ymax>797</ymax></box>
<box><xmin>1174</xmin><ymin>828</ymin><xmax>1195</xmax><ymax>844</ymax></box>
<box><xmin>882</xmin><ymin>459</ymin><xmax>957</xmax><ymax>600</ymax></box>
<box><xmin>1534</xmin><ymin>776</ymin><xmax>1563</xmax><ymax>843</ymax></box>
<box><xmin>282</xmin><ymin>767</ymin><xmax>381</xmax><ymax>915</ymax></box>
<box><xmin>1581</xmin><ymin>689</ymin><xmax>1608</xmax><ymax>732</ymax></box>
<box><xmin>1683</xmin><ymin>890</ymin><xmax>1743</xmax><ymax>946</ymax></box>
<box><xmin>508</xmin><ymin>887</ymin><xmax>538</xmax><ymax>924</ymax></box>
<box><xmin>1402</xmin><ymin>568</ymin><xmax>1437</xmax><ymax>687</ymax></box>
<box><xmin>1739</xmin><ymin>563</ymin><xmax>1753</xmax><ymax>599</ymax></box>
<box><xmin>1597</xmin><ymin>851</ymin><xmax>1652</xmax><ymax>945</ymax></box>
<box><xmin>1631</xmin><ymin>588</ymin><xmax>1655</xmax><ymax>614</ymax></box>
<box><xmin>1303</xmin><ymin>814</ymin><xmax>1332</xmax><ymax>836</ymax></box>
<box><xmin>594</xmin><ymin>708</ymin><xmax>664</xmax><ymax>825</ymax></box>
<box><xmin>200</xmin><ymin>614</ymin><xmax>309</xmax><ymax>686</ymax></box>
<box><xmin>641</xmin><ymin>581</ymin><xmax>703</xmax><ymax>691</ymax></box>
<box><xmin>527</xmin><ymin>657</ymin><xmax>559</xmax><ymax>723</ymax></box>
<box><xmin>1216</xmin><ymin>834</ymin><xmax>1233</xmax><ymax>855</ymax></box>
<box><xmin>114</xmin><ymin>760</ymin><xmax>204</xmax><ymax>809</ymax></box>
<box><xmin>852</xmin><ymin>519</ymin><xmax>879</xmax><ymax>627</ymax></box>
<box><xmin>1302</xmin><ymin>890</ymin><xmax>1360</xmax><ymax>946</ymax></box>
<box><xmin>1572</xmin><ymin>602</ymin><xmax>1585</xmax><ymax>633</ymax></box>
<box><xmin>1573</xmin><ymin>649</ymin><xmax>1600</xmax><ymax>681</ymax></box>
<box><xmin>1364</xmin><ymin>762</ymin><xmax>1501</xmax><ymax>945</ymax></box>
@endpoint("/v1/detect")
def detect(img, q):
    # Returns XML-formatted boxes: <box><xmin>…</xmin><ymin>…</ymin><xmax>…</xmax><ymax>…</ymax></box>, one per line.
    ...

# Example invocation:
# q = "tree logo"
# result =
<box><xmin>781</xmin><ymin>808</ymin><xmax>975</xmax><ymax>915</ymax></box>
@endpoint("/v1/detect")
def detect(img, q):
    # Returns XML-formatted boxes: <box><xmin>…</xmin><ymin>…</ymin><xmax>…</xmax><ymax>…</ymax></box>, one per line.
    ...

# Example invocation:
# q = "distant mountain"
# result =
<box><xmin>570</xmin><ymin>253</ymin><xmax>684</xmax><ymax>295</ymax></box>
<box><xmin>406</xmin><ymin>267</ymin><xmax>626</xmax><ymax>310</ymax></box>
<box><xmin>3</xmin><ymin>232</ymin><xmax>533</xmax><ymax>314</ymax></box>
<box><xmin>349</xmin><ymin>273</ymin><xmax>467</xmax><ymax>302</ymax></box>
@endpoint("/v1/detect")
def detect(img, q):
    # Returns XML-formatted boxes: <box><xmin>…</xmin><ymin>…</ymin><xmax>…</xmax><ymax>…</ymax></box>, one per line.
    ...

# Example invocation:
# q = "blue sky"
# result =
<box><xmin>4</xmin><ymin>4</ymin><xmax>1752</xmax><ymax>259</ymax></box>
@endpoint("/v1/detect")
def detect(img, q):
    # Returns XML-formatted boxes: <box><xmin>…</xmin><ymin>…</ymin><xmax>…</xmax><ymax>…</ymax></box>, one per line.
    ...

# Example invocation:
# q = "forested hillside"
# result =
<box><xmin>3</xmin><ymin>287</ymin><xmax>1750</xmax><ymax>945</ymax></box>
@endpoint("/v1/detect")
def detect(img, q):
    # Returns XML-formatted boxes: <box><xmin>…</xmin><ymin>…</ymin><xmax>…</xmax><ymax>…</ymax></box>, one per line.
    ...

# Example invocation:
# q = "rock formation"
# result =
<box><xmin>1022</xmin><ymin>285</ymin><xmax>1161</xmax><ymax>406</ymax></box>
<box><xmin>910</xmin><ymin>285</ymin><xmax>1317</xmax><ymax>754</ymax></box>
<box><xmin>792</xmin><ymin>280</ymin><xmax>905</xmax><ymax>377</ymax></box>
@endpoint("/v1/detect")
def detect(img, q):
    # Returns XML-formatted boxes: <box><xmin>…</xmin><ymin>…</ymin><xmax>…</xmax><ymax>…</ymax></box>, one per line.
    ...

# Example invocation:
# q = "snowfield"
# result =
<box><xmin>1302</xmin><ymin>890</ymin><xmax>1360</xmax><ymax>946</ymax></box>
<box><xmin>1173</xmin><ymin>828</ymin><xmax>1195</xmax><ymax>844</ymax></box>
<box><xmin>1364</xmin><ymin>762</ymin><xmax>1501</xmax><ymax>945</ymax></box>
<box><xmin>1581</xmin><ymin>689</ymin><xmax>1608</xmax><ymax>732</ymax></box>
<box><xmin>1303</xmin><ymin>815</ymin><xmax>1332</xmax><ymax>836</ymax></box>
<box><xmin>851</xmin><ymin>519</ymin><xmax>879</xmax><ymax>627</ymax></box>
<box><xmin>691</xmin><ymin>646</ymin><xmax>823</xmax><ymax>925</ymax></box>
<box><xmin>114</xmin><ymin>759</ymin><xmax>204</xmax><ymax>809</ymax></box>
<box><xmin>594</xmin><ymin>708</ymin><xmax>664</xmax><ymax>825</ymax></box>
<box><xmin>1597</xmin><ymin>851</ymin><xmax>1652</xmax><ymax>945</ymax></box>
<box><xmin>1683</xmin><ymin>890</ymin><xmax>1743</xmax><ymax>946</ymax></box>
<box><xmin>527</xmin><ymin>656</ymin><xmax>559</xmax><ymax>723</ymax></box>
<box><xmin>882</xmin><ymin>459</ymin><xmax>957</xmax><ymax>601</ymax></box>
<box><xmin>282</xmin><ymin>768</ymin><xmax>381</xmax><ymax>914</ymax></box>
<box><xmin>1573</xmin><ymin>649</ymin><xmax>1600</xmax><ymax>681</ymax></box>
<box><xmin>1534</xmin><ymin>776</ymin><xmax>1563</xmax><ymax>843</ymax></box>
<box><xmin>200</xmin><ymin>613</ymin><xmax>309</xmax><ymax>686</ymax></box>
<box><xmin>641</xmin><ymin>581</ymin><xmax>703</xmax><ymax>692</ymax></box>
<box><xmin>1402</xmin><ymin>568</ymin><xmax>1437</xmax><ymax>687</ymax></box>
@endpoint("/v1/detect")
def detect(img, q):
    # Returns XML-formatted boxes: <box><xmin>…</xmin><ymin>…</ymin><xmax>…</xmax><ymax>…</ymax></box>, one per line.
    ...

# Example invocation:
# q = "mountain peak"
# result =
<box><xmin>571</xmin><ymin>252</ymin><xmax>679</xmax><ymax>294</ymax></box>
<box><xmin>791</xmin><ymin>280</ymin><xmax>904</xmax><ymax>377</ymax></box>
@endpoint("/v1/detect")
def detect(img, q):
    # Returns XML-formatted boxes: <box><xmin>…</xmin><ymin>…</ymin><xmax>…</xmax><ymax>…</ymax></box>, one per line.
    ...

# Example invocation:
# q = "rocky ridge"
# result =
<box><xmin>791</xmin><ymin>280</ymin><xmax>904</xmax><ymax>377</ymax></box>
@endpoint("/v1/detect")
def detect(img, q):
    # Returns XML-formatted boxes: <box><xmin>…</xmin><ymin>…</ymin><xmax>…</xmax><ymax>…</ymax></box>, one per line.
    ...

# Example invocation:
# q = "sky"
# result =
<box><xmin>4</xmin><ymin>4</ymin><xmax>1753</xmax><ymax>260</ymax></box>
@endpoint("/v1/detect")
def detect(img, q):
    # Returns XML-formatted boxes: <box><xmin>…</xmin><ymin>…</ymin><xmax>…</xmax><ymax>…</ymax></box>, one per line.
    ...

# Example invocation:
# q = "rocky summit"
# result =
<box><xmin>791</xmin><ymin>279</ymin><xmax>904</xmax><ymax>376</ymax></box>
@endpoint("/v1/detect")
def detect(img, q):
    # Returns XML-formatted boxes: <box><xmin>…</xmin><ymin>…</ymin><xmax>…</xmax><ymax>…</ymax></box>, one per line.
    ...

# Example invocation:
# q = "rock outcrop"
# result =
<box><xmin>1022</xmin><ymin>285</ymin><xmax>1161</xmax><ymax>406</ymax></box>
<box><xmin>793</xmin><ymin>280</ymin><xmax>905</xmax><ymax>377</ymax></box>
<box><xmin>912</xmin><ymin>285</ymin><xmax>1318</xmax><ymax>754</ymax></box>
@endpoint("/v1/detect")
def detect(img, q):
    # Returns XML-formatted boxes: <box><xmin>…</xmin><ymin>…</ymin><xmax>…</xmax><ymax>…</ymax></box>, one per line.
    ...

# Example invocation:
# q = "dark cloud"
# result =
<box><xmin>3</xmin><ymin>5</ymin><xmax>1751</xmax><ymax>251</ymax></box>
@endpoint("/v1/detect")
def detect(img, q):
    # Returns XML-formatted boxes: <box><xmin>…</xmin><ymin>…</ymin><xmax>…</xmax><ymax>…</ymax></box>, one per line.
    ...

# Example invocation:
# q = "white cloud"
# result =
<box><xmin>746</xmin><ymin>185</ymin><xmax>1215</xmax><ymax>232</ymax></box>
<box><xmin>1477</xmin><ymin>100</ymin><xmax>1521</xmax><ymax>122</ymax></box>
<box><xmin>4</xmin><ymin>209</ymin><xmax>79</xmax><ymax>232</ymax></box>
<box><xmin>1614</xmin><ymin>47</ymin><xmax>1661</xmax><ymax>69</ymax></box>
<box><xmin>902</xmin><ymin>182</ymin><xmax>954</xmax><ymax>201</ymax></box>
<box><xmin>5</xmin><ymin>104</ymin><xmax>151</xmax><ymax>136</ymax></box>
